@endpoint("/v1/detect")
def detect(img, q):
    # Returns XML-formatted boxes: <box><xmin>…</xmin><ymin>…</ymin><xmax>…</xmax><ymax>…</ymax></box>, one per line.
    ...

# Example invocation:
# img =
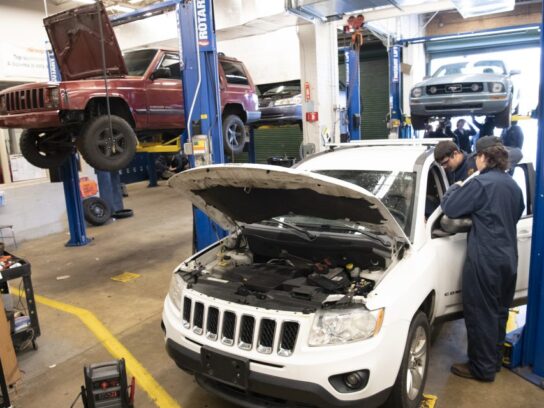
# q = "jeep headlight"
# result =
<box><xmin>490</xmin><ymin>82</ymin><xmax>505</xmax><ymax>93</ymax></box>
<box><xmin>411</xmin><ymin>87</ymin><xmax>423</xmax><ymax>98</ymax></box>
<box><xmin>309</xmin><ymin>307</ymin><xmax>385</xmax><ymax>346</ymax></box>
<box><xmin>168</xmin><ymin>273</ymin><xmax>184</xmax><ymax>310</ymax></box>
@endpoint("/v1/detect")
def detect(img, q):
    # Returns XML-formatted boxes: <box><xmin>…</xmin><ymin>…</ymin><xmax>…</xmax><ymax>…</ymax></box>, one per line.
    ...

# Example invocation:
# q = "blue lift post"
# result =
<box><xmin>45</xmin><ymin>46</ymin><xmax>91</xmax><ymax>247</ymax></box>
<box><xmin>512</xmin><ymin>4</ymin><xmax>544</xmax><ymax>386</ymax></box>
<box><xmin>344</xmin><ymin>48</ymin><xmax>361</xmax><ymax>141</ymax></box>
<box><xmin>177</xmin><ymin>0</ymin><xmax>227</xmax><ymax>251</ymax></box>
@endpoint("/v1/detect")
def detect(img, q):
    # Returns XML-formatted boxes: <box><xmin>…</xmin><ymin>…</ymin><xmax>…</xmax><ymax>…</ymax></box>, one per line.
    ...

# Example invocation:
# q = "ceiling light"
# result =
<box><xmin>129</xmin><ymin>0</ymin><xmax>144</xmax><ymax>4</ymax></box>
<box><xmin>74</xmin><ymin>0</ymin><xmax>97</xmax><ymax>4</ymax></box>
<box><xmin>451</xmin><ymin>0</ymin><xmax>515</xmax><ymax>19</ymax></box>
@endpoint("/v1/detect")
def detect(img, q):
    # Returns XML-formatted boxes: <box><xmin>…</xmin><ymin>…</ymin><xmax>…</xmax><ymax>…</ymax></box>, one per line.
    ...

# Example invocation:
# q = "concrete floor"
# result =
<box><xmin>4</xmin><ymin>181</ymin><xmax>543</xmax><ymax>407</ymax></box>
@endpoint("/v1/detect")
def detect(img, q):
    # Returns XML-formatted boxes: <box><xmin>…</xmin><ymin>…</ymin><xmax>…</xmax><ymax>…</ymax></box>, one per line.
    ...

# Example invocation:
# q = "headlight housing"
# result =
<box><xmin>168</xmin><ymin>273</ymin><xmax>184</xmax><ymax>311</ymax></box>
<box><xmin>309</xmin><ymin>307</ymin><xmax>384</xmax><ymax>346</ymax></box>
<box><xmin>274</xmin><ymin>94</ymin><xmax>302</xmax><ymax>106</ymax></box>
<box><xmin>411</xmin><ymin>87</ymin><xmax>423</xmax><ymax>98</ymax></box>
<box><xmin>490</xmin><ymin>82</ymin><xmax>505</xmax><ymax>93</ymax></box>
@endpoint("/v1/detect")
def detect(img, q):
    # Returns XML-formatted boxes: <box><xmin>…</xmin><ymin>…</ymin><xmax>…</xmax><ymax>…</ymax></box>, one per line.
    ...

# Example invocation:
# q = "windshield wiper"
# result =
<box><xmin>319</xmin><ymin>224</ymin><xmax>391</xmax><ymax>247</ymax></box>
<box><xmin>271</xmin><ymin>218</ymin><xmax>317</xmax><ymax>241</ymax></box>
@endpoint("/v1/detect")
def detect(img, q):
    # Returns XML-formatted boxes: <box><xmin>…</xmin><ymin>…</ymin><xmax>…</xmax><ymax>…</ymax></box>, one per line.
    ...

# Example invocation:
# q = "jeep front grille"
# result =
<box><xmin>222</xmin><ymin>311</ymin><xmax>236</xmax><ymax>345</ymax></box>
<box><xmin>4</xmin><ymin>88</ymin><xmax>46</xmax><ymax>113</ymax></box>
<box><xmin>193</xmin><ymin>302</ymin><xmax>204</xmax><ymax>335</ymax></box>
<box><xmin>182</xmin><ymin>296</ymin><xmax>300</xmax><ymax>357</ymax></box>
<box><xmin>206</xmin><ymin>307</ymin><xmax>219</xmax><ymax>340</ymax></box>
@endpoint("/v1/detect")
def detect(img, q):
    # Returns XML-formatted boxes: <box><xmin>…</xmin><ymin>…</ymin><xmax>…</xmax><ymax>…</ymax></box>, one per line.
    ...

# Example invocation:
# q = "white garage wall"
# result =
<box><xmin>0</xmin><ymin>180</ymin><xmax>68</xmax><ymax>243</ymax></box>
<box><xmin>218</xmin><ymin>27</ymin><xmax>300</xmax><ymax>85</ymax></box>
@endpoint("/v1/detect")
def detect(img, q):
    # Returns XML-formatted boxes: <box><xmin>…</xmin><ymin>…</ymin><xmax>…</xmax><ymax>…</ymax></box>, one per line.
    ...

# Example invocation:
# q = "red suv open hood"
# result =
<box><xmin>43</xmin><ymin>1</ymin><xmax>127</xmax><ymax>81</ymax></box>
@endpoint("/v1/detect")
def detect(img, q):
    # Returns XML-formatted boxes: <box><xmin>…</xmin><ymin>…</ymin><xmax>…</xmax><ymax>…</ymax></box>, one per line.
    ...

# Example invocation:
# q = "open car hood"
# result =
<box><xmin>43</xmin><ymin>2</ymin><xmax>127</xmax><ymax>81</ymax></box>
<box><xmin>169</xmin><ymin>164</ymin><xmax>410</xmax><ymax>244</ymax></box>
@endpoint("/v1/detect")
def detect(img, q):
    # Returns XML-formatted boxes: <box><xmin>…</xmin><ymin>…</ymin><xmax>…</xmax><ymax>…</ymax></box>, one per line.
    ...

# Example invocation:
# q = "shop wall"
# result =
<box><xmin>0</xmin><ymin>179</ymin><xmax>67</xmax><ymax>243</ymax></box>
<box><xmin>425</xmin><ymin>4</ymin><xmax>541</xmax><ymax>37</ymax></box>
<box><xmin>218</xmin><ymin>27</ymin><xmax>300</xmax><ymax>85</ymax></box>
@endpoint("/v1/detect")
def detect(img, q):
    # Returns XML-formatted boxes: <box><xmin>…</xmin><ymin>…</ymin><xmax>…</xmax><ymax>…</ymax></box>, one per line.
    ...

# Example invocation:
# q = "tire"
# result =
<box><xmin>83</xmin><ymin>197</ymin><xmax>111</xmax><ymax>226</ymax></box>
<box><xmin>495</xmin><ymin>103</ymin><xmax>512</xmax><ymax>129</ymax></box>
<box><xmin>411</xmin><ymin>115</ymin><xmax>427</xmax><ymax>131</ymax></box>
<box><xmin>19</xmin><ymin>129</ymin><xmax>72</xmax><ymax>169</ymax></box>
<box><xmin>77</xmin><ymin>115</ymin><xmax>137</xmax><ymax>171</ymax></box>
<box><xmin>112</xmin><ymin>209</ymin><xmax>134</xmax><ymax>219</ymax></box>
<box><xmin>384</xmin><ymin>311</ymin><xmax>430</xmax><ymax>408</ymax></box>
<box><xmin>222</xmin><ymin>114</ymin><xmax>246</xmax><ymax>155</ymax></box>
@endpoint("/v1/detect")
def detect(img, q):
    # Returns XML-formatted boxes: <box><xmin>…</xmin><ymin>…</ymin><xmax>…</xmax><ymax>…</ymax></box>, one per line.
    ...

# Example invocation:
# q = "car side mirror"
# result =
<box><xmin>151</xmin><ymin>68</ymin><xmax>171</xmax><ymax>80</ymax></box>
<box><xmin>440</xmin><ymin>214</ymin><xmax>472</xmax><ymax>234</ymax></box>
<box><xmin>509</xmin><ymin>69</ymin><xmax>521</xmax><ymax>76</ymax></box>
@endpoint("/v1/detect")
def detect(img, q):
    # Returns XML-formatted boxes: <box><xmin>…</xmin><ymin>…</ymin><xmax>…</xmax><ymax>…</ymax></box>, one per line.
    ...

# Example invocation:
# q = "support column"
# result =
<box><xmin>298</xmin><ymin>23</ymin><xmax>340</xmax><ymax>152</ymax></box>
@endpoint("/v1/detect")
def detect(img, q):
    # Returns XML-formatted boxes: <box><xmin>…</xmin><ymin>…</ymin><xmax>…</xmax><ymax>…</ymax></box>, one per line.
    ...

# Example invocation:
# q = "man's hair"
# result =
<box><xmin>434</xmin><ymin>140</ymin><xmax>459</xmax><ymax>161</ymax></box>
<box><xmin>456</xmin><ymin>119</ymin><xmax>466</xmax><ymax>127</ymax></box>
<box><xmin>479</xmin><ymin>145</ymin><xmax>509</xmax><ymax>171</ymax></box>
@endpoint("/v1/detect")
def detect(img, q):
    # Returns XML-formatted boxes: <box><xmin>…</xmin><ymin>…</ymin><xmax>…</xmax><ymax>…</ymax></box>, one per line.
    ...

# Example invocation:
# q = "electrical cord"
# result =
<box><xmin>69</xmin><ymin>390</ymin><xmax>83</xmax><ymax>408</ymax></box>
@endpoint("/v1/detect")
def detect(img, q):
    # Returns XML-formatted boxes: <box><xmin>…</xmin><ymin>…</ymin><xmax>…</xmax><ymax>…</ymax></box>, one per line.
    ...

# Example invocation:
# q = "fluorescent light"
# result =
<box><xmin>452</xmin><ymin>0</ymin><xmax>515</xmax><ymax>19</ymax></box>
<box><xmin>75</xmin><ymin>0</ymin><xmax>97</xmax><ymax>4</ymax></box>
<box><xmin>129</xmin><ymin>0</ymin><xmax>144</xmax><ymax>3</ymax></box>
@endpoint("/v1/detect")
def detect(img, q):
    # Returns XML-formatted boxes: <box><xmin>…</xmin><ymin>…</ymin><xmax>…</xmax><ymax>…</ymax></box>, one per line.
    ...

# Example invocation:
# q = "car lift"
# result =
<box><xmin>392</xmin><ymin>18</ymin><xmax>544</xmax><ymax>386</ymax></box>
<box><xmin>503</xmin><ymin>6</ymin><xmax>544</xmax><ymax>387</ymax></box>
<box><xmin>341</xmin><ymin>14</ymin><xmax>364</xmax><ymax>141</ymax></box>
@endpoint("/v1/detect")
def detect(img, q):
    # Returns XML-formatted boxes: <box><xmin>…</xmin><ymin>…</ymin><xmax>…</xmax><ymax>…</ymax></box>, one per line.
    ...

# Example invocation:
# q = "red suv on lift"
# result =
<box><xmin>0</xmin><ymin>2</ymin><xmax>260</xmax><ymax>171</ymax></box>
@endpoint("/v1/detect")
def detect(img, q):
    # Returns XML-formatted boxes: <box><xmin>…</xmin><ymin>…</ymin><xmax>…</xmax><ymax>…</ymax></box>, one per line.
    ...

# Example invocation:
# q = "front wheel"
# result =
<box><xmin>384</xmin><ymin>311</ymin><xmax>430</xmax><ymax>408</ymax></box>
<box><xmin>410</xmin><ymin>115</ymin><xmax>427</xmax><ymax>131</ymax></box>
<box><xmin>222</xmin><ymin>114</ymin><xmax>246</xmax><ymax>156</ymax></box>
<box><xmin>19</xmin><ymin>129</ymin><xmax>72</xmax><ymax>169</ymax></box>
<box><xmin>77</xmin><ymin>115</ymin><xmax>137</xmax><ymax>171</ymax></box>
<box><xmin>494</xmin><ymin>103</ymin><xmax>512</xmax><ymax>129</ymax></box>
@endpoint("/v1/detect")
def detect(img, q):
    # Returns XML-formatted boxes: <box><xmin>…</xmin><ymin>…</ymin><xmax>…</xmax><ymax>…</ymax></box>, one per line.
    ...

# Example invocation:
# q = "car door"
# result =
<box><xmin>145</xmin><ymin>52</ymin><xmax>184</xmax><ymax>129</ymax></box>
<box><xmin>511</xmin><ymin>163</ymin><xmax>533</xmax><ymax>303</ymax></box>
<box><xmin>423</xmin><ymin>165</ymin><xmax>467</xmax><ymax>318</ymax></box>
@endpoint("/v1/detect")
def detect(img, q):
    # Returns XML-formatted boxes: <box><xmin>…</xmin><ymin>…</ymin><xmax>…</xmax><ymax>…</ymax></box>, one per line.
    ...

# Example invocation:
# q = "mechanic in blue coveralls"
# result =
<box><xmin>434</xmin><ymin>140</ymin><xmax>523</xmax><ymax>183</ymax></box>
<box><xmin>440</xmin><ymin>136</ymin><xmax>525</xmax><ymax>381</ymax></box>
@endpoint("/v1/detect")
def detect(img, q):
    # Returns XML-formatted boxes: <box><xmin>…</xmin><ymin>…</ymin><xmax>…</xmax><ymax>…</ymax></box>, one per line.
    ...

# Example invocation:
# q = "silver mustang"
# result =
<box><xmin>409</xmin><ymin>60</ymin><xmax>520</xmax><ymax>130</ymax></box>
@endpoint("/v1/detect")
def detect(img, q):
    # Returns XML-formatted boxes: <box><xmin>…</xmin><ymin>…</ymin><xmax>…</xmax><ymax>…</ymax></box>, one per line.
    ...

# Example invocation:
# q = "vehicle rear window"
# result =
<box><xmin>221</xmin><ymin>61</ymin><xmax>249</xmax><ymax>85</ymax></box>
<box><xmin>124</xmin><ymin>49</ymin><xmax>158</xmax><ymax>76</ymax></box>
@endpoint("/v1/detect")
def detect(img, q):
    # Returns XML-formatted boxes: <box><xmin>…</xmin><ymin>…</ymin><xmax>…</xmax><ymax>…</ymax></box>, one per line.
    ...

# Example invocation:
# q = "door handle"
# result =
<box><xmin>518</xmin><ymin>232</ymin><xmax>532</xmax><ymax>240</ymax></box>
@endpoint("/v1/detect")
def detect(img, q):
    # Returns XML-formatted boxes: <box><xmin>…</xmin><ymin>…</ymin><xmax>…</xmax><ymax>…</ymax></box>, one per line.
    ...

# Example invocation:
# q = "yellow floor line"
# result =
<box><xmin>12</xmin><ymin>288</ymin><xmax>180</xmax><ymax>408</ymax></box>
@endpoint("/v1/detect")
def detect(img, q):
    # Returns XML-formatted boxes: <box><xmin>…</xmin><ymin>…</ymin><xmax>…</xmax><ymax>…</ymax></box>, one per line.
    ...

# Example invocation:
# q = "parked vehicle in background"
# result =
<box><xmin>257</xmin><ymin>80</ymin><xmax>303</xmax><ymax>127</ymax></box>
<box><xmin>0</xmin><ymin>2</ymin><xmax>260</xmax><ymax>171</ymax></box>
<box><xmin>410</xmin><ymin>60</ymin><xmax>520</xmax><ymax>130</ymax></box>
<box><xmin>256</xmin><ymin>80</ymin><xmax>346</xmax><ymax>128</ymax></box>
<box><xmin>162</xmin><ymin>140</ymin><xmax>533</xmax><ymax>408</ymax></box>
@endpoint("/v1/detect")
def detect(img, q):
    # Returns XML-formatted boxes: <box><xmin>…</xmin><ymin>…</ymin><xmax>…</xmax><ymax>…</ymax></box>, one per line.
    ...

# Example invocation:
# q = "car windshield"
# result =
<box><xmin>316</xmin><ymin>170</ymin><xmax>416</xmax><ymax>233</ymax></box>
<box><xmin>432</xmin><ymin>60</ymin><xmax>506</xmax><ymax>77</ymax></box>
<box><xmin>257</xmin><ymin>170</ymin><xmax>415</xmax><ymax>237</ymax></box>
<box><xmin>124</xmin><ymin>49</ymin><xmax>158</xmax><ymax>76</ymax></box>
<box><xmin>263</xmin><ymin>85</ymin><xmax>300</xmax><ymax>97</ymax></box>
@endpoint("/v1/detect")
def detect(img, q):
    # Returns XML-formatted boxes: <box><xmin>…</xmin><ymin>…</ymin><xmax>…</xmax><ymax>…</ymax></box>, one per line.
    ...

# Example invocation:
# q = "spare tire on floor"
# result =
<box><xmin>112</xmin><ymin>209</ymin><xmax>134</xmax><ymax>219</ymax></box>
<box><xmin>83</xmin><ymin>197</ymin><xmax>112</xmax><ymax>226</ymax></box>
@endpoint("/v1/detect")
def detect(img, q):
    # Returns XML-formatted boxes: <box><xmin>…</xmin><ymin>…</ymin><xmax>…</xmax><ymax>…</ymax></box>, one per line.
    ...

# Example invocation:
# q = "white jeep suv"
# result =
<box><xmin>162</xmin><ymin>140</ymin><xmax>532</xmax><ymax>408</ymax></box>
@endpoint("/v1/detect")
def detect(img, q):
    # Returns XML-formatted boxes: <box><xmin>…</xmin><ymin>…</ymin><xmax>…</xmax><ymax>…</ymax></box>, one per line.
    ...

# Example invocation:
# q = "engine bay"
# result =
<box><xmin>179</xmin><ymin>225</ymin><xmax>402</xmax><ymax>312</ymax></box>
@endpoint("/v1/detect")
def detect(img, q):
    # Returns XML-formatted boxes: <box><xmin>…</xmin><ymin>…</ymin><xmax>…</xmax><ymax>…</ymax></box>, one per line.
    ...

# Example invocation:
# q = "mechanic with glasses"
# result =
<box><xmin>434</xmin><ymin>139</ymin><xmax>523</xmax><ymax>183</ymax></box>
<box><xmin>434</xmin><ymin>140</ymin><xmax>478</xmax><ymax>183</ymax></box>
